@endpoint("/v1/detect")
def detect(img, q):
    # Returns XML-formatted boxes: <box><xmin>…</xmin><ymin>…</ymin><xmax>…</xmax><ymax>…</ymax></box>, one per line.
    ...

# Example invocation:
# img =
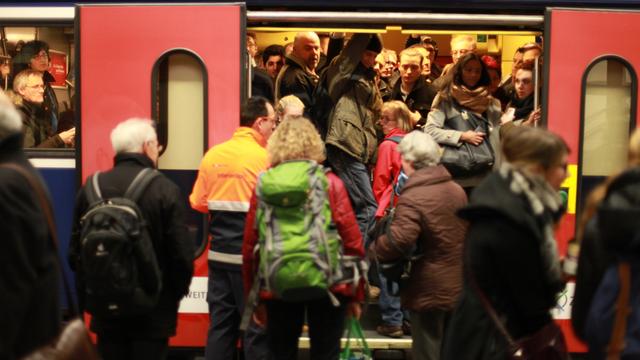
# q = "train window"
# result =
<box><xmin>580</xmin><ymin>57</ymin><xmax>637</xmax><ymax>196</ymax></box>
<box><xmin>152</xmin><ymin>50</ymin><xmax>208</xmax><ymax>257</ymax></box>
<box><xmin>2</xmin><ymin>26</ymin><xmax>75</xmax><ymax>153</ymax></box>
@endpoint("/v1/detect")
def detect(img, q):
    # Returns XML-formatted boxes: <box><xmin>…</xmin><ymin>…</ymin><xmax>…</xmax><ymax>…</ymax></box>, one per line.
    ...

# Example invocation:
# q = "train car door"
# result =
<box><xmin>78</xmin><ymin>3</ymin><xmax>245</xmax><ymax>348</ymax></box>
<box><xmin>544</xmin><ymin>7</ymin><xmax>640</xmax><ymax>352</ymax></box>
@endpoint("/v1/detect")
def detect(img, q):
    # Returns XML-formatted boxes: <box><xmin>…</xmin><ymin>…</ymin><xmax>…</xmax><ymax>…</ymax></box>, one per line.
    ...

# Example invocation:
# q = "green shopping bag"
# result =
<box><xmin>340</xmin><ymin>317</ymin><xmax>372</xmax><ymax>360</ymax></box>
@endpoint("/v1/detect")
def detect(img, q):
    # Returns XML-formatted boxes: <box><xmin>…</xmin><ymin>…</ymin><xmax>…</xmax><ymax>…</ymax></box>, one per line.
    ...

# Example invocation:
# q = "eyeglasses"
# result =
<box><xmin>33</xmin><ymin>52</ymin><xmax>49</xmax><ymax>60</ymax></box>
<box><xmin>451</xmin><ymin>49</ymin><xmax>471</xmax><ymax>57</ymax></box>
<box><xmin>26</xmin><ymin>84</ymin><xmax>45</xmax><ymax>90</ymax></box>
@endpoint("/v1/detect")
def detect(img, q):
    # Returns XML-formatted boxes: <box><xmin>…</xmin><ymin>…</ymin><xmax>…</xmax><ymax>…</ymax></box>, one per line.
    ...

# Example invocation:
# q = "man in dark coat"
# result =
<box><xmin>0</xmin><ymin>91</ymin><xmax>61</xmax><ymax>359</ymax></box>
<box><xmin>390</xmin><ymin>47</ymin><xmax>437</xmax><ymax>128</ymax></box>
<box><xmin>275</xmin><ymin>31</ymin><xmax>321</xmax><ymax>119</ymax></box>
<box><xmin>69</xmin><ymin>118</ymin><xmax>194</xmax><ymax>360</ymax></box>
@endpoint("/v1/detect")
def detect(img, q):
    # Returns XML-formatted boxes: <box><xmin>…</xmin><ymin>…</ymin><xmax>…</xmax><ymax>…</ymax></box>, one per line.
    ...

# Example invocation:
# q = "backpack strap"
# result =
<box><xmin>85</xmin><ymin>171</ymin><xmax>103</xmax><ymax>204</ymax></box>
<box><xmin>124</xmin><ymin>168</ymin><xmax>161</xmax><ymax>203</ymax></box>
<box><xmin>384</xmin><ymin>136</ymin><xmax>403</xmax><ymax>145</ymax></box>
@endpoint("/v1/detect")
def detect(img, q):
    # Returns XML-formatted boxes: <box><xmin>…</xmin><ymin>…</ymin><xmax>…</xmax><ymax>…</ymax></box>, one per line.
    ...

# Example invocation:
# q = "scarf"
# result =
<box><xmin>498</xmin><ymin>162</ymin><xmax>564</xmax><ymax>289</ymax></box>
<box><xmin>451</xmin><ymin>84</ymin><xmax>493</xmax><ymax>114</ymax></box>
<box><xmin>509</xmin><ymin>92</ymin><xmax>534</xmax><ymax>121</ymax></box>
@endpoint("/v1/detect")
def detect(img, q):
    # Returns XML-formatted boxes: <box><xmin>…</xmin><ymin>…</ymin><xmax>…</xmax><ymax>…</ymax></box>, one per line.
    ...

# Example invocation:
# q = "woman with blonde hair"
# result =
<box><xmin>371</xmin><ymin>100</ymin><xmax>415</xmax><ymax>338</ymax></box>
<box><xmin>242</xmin><ymin>117</ymin><xmax>365</xmax><ymax>360</ymax></box>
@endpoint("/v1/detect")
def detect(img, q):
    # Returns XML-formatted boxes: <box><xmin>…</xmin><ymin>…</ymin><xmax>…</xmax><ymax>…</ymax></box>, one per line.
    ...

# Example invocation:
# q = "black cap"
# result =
<box><xmin>366</xmin><ymin>35</ymin><xmax>383</xmax><ymax>53</ymax></box>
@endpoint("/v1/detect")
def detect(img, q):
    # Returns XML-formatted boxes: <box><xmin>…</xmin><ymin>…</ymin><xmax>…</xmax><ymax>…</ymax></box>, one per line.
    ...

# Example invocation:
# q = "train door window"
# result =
<box><xmin>2</xmin><ymin>26</ymin><xmax>75</xmax><ymax>153</ymax></box>
<box><xmin>579</xmin><ymin>57</ymin><xmax>637</xmax><ymax>199</ymax></box>
<box><xmin>152</xmin><ymin>50</ymin><xmax>208</xmax><ymax>256</ymax></box>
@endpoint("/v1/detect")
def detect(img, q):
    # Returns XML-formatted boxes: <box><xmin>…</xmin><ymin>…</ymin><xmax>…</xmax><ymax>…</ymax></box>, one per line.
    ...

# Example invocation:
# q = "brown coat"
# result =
<box><xmin>374</xmin><ymin>165</ymin><xmax>467</xmax><ymax>312</ymax></box>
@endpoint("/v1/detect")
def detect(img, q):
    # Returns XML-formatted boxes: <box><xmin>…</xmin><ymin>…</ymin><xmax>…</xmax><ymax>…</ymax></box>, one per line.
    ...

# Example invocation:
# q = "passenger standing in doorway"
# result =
<box><xmin>0</xmin><ymin>90</ymin><xmax>62</xmax><ymax>359</ymax></box>
<box><xmin>275</xmin><ymin>32</ymin><xmax>321</xmax><ymax>119</ymax></box>
<box><xmin>424</xmin><ymin>53</ymin><xmax>502</xmax><ymax>195</ymax></box>
<box><xmin>12</xmin><ymin>40</ymin><xmax>59</xmax><ymax>133</ymax></box>
<box><xmin>432</xmin><ymin>35</ymin><xmax>476</xmax><ymax>89</ymax></box>
<box><xmin>390</xmin><ymin>47</ymin><xmax>437</xmax><ymax>129</ymax></box>
<box><xmin>69</xmin><ymin>118</ymin><xmax>194</xmax><ymax>360</ymax></box>
<box><xmin>190</xmin><ymin>97</ymin><xmax>273</xmax><ymax>360</ymax></box>
<box><xmin>324</xmin><ymin>33</ymin><xmax>383</xmax><ymax>243</ymax></box>
<box><xmin>372</xmin><ymin>101</ymin><xmax>414</xmax><ymax>338</ymax></box>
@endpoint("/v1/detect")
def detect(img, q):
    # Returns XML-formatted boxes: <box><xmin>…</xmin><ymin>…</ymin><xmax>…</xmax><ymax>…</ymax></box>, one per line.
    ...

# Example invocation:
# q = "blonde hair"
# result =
<box><xmin>267</xmin><ymin>116</ymin><xmax>325</xmax><ymax>166</ymax></box>
<box><xmin>381</xmin><ymin>101</ymin><xmax>414</xmax><ymax>132</ymax></box>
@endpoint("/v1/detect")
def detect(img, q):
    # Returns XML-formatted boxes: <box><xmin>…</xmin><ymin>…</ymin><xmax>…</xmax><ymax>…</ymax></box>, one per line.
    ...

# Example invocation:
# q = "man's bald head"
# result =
<box><xmin>292</xmin><ymin>32</ymin><xmax>321</xmax><ymax>72</ymax></box>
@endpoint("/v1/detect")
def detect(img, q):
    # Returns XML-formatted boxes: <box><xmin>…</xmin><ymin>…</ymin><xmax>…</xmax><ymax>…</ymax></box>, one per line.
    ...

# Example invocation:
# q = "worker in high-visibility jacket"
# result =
<box><xmin>190</xmin><ymin>96</ymin><xmax>275</xmax><ymax>360</ymax></box>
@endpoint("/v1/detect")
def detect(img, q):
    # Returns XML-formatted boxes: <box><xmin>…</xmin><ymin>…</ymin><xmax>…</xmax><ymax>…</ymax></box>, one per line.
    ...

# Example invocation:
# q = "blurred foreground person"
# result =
<box><xmin>374</xmin><ymin>131</ymin><xmax>467</xmax><ymax>359</ymax></box>
<box><xmin>243</xmin><ymin>117</ymin><xmax>365</xmax><ymax>360</ymax></box>
<box><xmin>69</xmin><ymin>118</ymin><xmax>193</xmax><ymax>360</ymax></box>
<box><xmin>0</xmin><ymin>90</ymin><xmax>61</xmax><ymax>359</ymax></box>
<box><xmin>443</xmin><ymin>126</ymin><xmax>569</xmax><ymax>360</ymax></box>
<box><xmin>572</xmin><ymin>128</ymin><xmax>640</xmax><ymax>358</ymax></box>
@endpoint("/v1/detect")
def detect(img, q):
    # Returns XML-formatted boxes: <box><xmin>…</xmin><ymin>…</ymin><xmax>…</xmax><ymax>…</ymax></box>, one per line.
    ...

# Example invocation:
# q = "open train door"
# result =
<box><xmin>78</xmin><ymin>3</ymin><xmax>246</xmax><ymax>349</ymax></box>
<box><xmin>544</xmin><ymin>7</ymin><xmax>640</xmax><ymax>353</ymax></box>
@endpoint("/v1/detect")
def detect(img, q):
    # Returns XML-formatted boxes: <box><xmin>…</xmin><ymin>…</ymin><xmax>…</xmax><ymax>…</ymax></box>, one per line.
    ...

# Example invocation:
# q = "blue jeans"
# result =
<box><xmin>378</xmin><ymin>272</ymin><xmax>406</xmax><ymax>327</ymax></box>
<box><xmin>326</xmin><ymin>146</ymin><xmax>377</xmax><ymax>246</ymax></box>
<box><xmin>204</xmin><ymin>263</ymin><xmax>269</xmax><ymax>360</ymax></box>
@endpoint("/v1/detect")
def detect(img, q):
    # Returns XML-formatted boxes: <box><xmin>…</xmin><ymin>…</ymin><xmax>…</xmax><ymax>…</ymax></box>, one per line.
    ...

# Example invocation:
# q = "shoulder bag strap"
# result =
<box><xmin>0</xmin><ymin>163</ymin><xmax>79</xmax><ymax>317</ymax></box>
<box><xmin>124</xmin><ymin>168</ymin><xmax>160</xmax><ymax>203</ymax></box>
<box><xmin>607</xmin><ymin>262</ymin><xmax>632</xmax><ymax>359</ymax></box>
<box><xmin>464</xmin><ymin>247</ymin><xmax>518</xmax><ymax>350</ymax></box>
<box><xmin>84</xmin><ymin>171</ymin><xmax>102</xmax><ymax>204</ymax></box>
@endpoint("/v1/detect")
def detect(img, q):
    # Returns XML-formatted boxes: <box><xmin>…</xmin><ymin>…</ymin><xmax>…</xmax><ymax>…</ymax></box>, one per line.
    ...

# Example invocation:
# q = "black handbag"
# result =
<box><xmin>439</xmin><ymin>103</ymin><xmax>495</xmax><ymax>177</ymax></box>
<box><xmin>0</xmin><ymin>163</ymin><xmax>100</xmax><ymax>360</ymax></box>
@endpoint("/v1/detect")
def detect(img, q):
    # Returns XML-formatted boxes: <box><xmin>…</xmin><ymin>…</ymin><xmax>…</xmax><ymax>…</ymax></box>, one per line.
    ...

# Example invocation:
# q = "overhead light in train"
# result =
<box><xmin>247</xmin><ymin>27</ymin><xmax>387</xmax><ymax>34</ymax></box>
<box><xmin>4</xmin><ymin>27</ymin><xmax>37</xmax><ymax>42</ymax></box>
<box><xmin>400</xmin><ymin>29</ymin><xmax>541</xmax><ymax>36</ymax></box>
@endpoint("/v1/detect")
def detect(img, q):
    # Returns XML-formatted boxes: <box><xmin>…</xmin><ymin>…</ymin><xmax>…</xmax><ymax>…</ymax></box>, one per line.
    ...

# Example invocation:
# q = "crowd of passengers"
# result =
<box><xmin>1</xmin><ymin>31</ymin><xmax>634</xmax><ymax>360</ymax></box>
<box><xmin>248</xmin><ymin>31</ymin><xmax>550</xmax><ymax>354</ymax></box>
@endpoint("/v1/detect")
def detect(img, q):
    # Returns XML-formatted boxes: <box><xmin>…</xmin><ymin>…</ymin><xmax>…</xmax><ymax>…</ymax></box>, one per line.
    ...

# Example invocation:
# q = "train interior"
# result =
<box><xmin>2</xmin><ymin>5</ymin><xmax>637</xmax><ymax>358</ymax></box>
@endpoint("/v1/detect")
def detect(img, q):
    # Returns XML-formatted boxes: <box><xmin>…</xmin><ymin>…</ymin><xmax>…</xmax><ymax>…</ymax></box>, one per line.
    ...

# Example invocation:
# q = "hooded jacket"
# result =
<box><xmin>324</xmin><ymin>33</ymin><xmax>382</xmax><ymax>164</ymax></box>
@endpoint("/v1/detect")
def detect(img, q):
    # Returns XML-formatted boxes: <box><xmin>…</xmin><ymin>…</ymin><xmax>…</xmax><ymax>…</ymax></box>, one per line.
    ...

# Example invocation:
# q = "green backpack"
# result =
<box><xmin>256</xmin><ymin>160</ymin><xmax>343</xmax><ymax>303</ymax></box>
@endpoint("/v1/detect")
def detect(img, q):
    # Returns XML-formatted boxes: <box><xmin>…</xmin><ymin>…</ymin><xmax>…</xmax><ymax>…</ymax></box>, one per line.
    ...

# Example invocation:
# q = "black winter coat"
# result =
<box><xmin>0</xmin><ymin>134</ymin><xmax>61</xmax><ymax>359</ymax></box>
<box><xmin>69</xmin><ymin>153</ymin><xmax>194</xmax><ymax>338</ymax></box>
<box><xmin>275</xmin><ymin>54</ymin><xmax>319</xmax><ymax>119</ymax></box>
<box><xmin>390</xmin><ymin>75</ymin><xmax>437</xmax><ymax>127</ymax></box>
<box><xmin>442</xmin><ymin>171</ymin><xmax>565</xmax><ymax>360</ymax></box>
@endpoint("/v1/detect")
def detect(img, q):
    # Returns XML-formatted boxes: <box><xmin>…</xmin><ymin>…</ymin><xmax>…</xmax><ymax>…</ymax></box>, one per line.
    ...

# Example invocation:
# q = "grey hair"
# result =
<box><xmin>397</xmin><ymin>131</ymin><xmax>441</xmax><ymax>170</ymax></box>
<box><xmin>276</xmin><ymin>95</ymin><xmax>305</xmax><ymax>118</ymax></box>
<box><xmin>0</xmin><ymin>90</ymin><xmax>23</xmax><ymax>140</ymax></box>
<box><xmin>110</xmin><ymin>118</ymin><xmax>157</xmax><ymax>154</ymax></box>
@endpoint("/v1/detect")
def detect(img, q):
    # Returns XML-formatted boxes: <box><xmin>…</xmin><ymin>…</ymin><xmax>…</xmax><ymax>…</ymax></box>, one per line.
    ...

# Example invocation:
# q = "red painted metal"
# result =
<box><xmin>79</xmin><ymin>4</ymin><xmax>243</xmax><ymax>348</ymax></box>
<box><xmin>547</xmin><ymin>8</ymin><xmax>640</xmax><ymax>353</ymax></box>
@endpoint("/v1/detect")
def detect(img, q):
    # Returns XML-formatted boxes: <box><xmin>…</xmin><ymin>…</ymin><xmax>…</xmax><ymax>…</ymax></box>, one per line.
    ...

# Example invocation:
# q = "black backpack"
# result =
<box><xmin>79</xmin><ymin>168</ymin><xmax>162</xmax><ymax>318</ymax></box>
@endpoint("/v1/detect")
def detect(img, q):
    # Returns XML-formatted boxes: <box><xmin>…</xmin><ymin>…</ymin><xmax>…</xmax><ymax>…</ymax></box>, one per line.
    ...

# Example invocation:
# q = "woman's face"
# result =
<box><xmin>378</xmin><ymin>108</ymin><xmax>398</xmax><ymax>135</ymax></box>
<box><xmin>515</xmin><ymin>69</ymin><xmax>534</xmax><ymax>100</ymax></box>
<box><xmin>461</xmin><ymin>59</ymin><xmax>482</xmax><ymax>89</ymax></box>
<box><xmin>544</xmin><ymin>152</ymin><xmax>569</xmax><ymax>191</ymax></box>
